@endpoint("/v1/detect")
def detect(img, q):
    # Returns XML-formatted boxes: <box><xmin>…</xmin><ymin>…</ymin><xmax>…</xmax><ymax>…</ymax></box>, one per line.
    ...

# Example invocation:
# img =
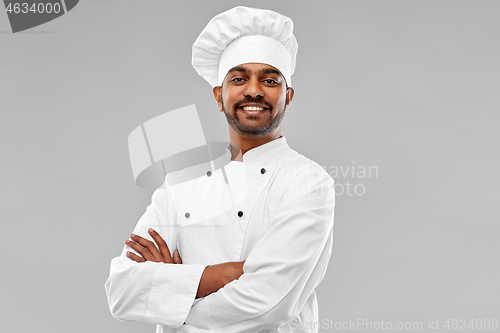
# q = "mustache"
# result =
<box><xmin>234</xmin><ymin>97</ymin><xmax>273</xmax><ymax>110</ymax></box>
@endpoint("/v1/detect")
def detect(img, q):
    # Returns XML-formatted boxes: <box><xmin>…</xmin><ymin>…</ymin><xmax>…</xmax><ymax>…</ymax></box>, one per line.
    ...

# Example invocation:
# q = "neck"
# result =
<box><xmin>228</xmin><ymin>126</ymin><xmax>282</xmax><ymax>160</ymax></box>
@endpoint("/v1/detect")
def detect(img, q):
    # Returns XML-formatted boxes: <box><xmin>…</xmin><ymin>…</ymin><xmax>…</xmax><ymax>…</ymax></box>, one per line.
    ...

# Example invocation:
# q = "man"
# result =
<box><xmin>105</xmin><ymin>6</ymin><xmax>335</xmax><ymax>333</ymax></box>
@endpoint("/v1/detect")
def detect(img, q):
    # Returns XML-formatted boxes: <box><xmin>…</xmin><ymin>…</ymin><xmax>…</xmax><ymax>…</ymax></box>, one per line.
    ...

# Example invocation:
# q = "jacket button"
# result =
<box><xmin>185</xmin><ymin>212</ymin><xmax>190</xmax><ymax>218</ymax></box>
<box><xmin>260</xmin><ymin>168</ymin><xmax>266</xmax><ymax>174</ymax></box>
<box><xmin>207</xmin><ymin>171</ymin><xmax>212</xmax><ymax>177</ymax></box>
<box><xmin>237</xmin><ymin>211</ymin><xmax>243</xmax><ymax>217</ymax></box>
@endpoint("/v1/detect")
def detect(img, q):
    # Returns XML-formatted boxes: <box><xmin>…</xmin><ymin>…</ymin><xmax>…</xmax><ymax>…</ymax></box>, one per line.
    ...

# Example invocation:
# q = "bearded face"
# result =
<box><xmin>218</xmin><ymin>63</ymin><xmax>291</xmax><ymax>138</ymax></box>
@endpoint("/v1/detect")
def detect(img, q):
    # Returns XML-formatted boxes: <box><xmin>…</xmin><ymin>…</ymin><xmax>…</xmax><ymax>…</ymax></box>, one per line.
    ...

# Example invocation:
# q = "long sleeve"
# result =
<box><xmin>184</xmin><ymin>166</ymin><xmax>335</xmax><ymax>331</ymax></box>
<box><xmin>105</xmin><ymin>183</ymin><xmax>207</xmax><ymax>328</ymax></box>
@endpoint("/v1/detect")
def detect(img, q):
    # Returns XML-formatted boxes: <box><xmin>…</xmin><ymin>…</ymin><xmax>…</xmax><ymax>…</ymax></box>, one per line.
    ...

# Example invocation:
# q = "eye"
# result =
<box><xmin>263</xmin><ymin>79</ymin><xmax>278</xmax><ymax>85</ymax></box>
<box><xmin>231</xmin><ymin>77</ymin><xmax>245</xmax><ymax>82</ymax></box>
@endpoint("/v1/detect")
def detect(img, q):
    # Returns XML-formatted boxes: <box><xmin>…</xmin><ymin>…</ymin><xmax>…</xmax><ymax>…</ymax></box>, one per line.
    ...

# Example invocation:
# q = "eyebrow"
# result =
<box><xmin>227</xmin><ymin>66</ymin><xmax>282</xmax><ymax>76</ymax></box>
<box><xmin>262</xmin><ymin>68</ymin><xmax>281</xmax><ymax>76</ymax></box>
<box><xmin>228</xmin><ymin>66</ymin><xmax>248</xmax><ymax>74</ymax></box>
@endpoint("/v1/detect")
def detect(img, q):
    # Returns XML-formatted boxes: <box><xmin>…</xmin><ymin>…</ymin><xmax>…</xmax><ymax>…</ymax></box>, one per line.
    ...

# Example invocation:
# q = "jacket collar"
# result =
<box><xmin>239</xmin><ymin>136</ymin><xmax>290</xmax><ymax>164</ymax></box>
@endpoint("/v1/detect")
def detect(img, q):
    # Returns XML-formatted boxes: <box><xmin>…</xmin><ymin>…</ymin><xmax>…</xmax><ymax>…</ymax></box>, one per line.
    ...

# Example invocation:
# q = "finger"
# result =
<box><xmin>173</xmin><ymin>250</ymin><xmax>182</xmax><ymax>264</ymax></box>
<box><xmin>126</xmin><ymin>251</ymin><xmax>145</xmax><ymax>263</ymax></box>
<box><xmin>126</xmin><ymin>238</ymin><xmax>155</xmax><ymax>262</ymax></box>
<box><xmin>130</xmin><ymin>234</ymin><xmax>163</xmax><ymax>262</ymax></box>
<box><xmin>148</xmin><ymin>228</ymin><xmax>173</xmax><ymax>263</ymax></box>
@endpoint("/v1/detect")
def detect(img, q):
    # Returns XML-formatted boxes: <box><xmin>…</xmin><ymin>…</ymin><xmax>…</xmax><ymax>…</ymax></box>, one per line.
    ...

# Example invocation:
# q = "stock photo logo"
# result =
<box><xmin>128</xmin><ymin>105</ymin><xmax>234</xmax><ymax>189</ymax></box>
<box><xmin>3</xmin><ymin>0</ymin><xmax>79</xmax><ymax>33</ymax></box>
<box><xmin>128</xmin><ymin>105</ymin><xmax>247</xmax><ymax>227</ymax></box>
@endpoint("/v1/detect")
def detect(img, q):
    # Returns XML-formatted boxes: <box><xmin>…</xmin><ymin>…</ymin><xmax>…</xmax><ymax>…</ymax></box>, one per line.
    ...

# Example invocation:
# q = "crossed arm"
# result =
<box><xmin>106</xmin><ymin>166</ymin><xmax>335</xmax><ymax>330</ymax></box>
<box><xmin>125</xmin><ymin>228</ymin><xmax>244</xmax><ymax>299</ymax></box>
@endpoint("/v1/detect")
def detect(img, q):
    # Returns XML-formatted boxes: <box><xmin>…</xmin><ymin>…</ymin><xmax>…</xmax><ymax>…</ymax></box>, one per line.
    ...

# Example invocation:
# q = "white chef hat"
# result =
<box><xmin>192</xmin><ymin>6</ymin><xmax>298</xmax><ymax>88</ymax></box>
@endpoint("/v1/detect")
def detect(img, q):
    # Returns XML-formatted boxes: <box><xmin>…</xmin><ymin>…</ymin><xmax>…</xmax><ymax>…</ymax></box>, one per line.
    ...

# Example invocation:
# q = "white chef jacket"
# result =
<box><xmin>105</xmin><ymin>136</ymin><xmax>335</xmax><ymax>333</ymax></box>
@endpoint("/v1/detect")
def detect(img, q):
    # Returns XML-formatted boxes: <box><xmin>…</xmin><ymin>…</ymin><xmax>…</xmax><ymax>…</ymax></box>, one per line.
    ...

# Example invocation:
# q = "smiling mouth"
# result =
<box><xmin>237</xmin><ymin>104</ymin><xmax>270</xmax><ymax>114</ymax></box>
<box><xmin>237</xmin><ymin>106</ymin><xmax>269</xmax><ymax>117</ymax></box>
<box><xmin>241</xmin><ymin>106</ymin><xmax>266</xmax><ymax>111</ymax></box>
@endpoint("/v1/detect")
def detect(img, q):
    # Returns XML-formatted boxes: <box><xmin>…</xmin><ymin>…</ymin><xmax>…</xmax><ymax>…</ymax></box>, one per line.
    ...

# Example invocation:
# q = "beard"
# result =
<box><xmin>221</xmin><ymin>96</ymin><xmax>287</xmax><ymax>137</ymax></box>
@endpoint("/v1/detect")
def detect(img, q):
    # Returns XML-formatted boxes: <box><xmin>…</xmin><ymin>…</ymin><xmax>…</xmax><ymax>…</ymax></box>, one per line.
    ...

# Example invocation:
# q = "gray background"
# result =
<box><xmin>1</xmin><ymin>0</ymin><xmax>499</xmax><ymax>332</ymax></box>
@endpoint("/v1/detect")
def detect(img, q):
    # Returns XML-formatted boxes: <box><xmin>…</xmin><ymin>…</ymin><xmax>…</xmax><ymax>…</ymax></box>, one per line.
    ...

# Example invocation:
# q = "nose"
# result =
<box><xmin>243</xmin><ymin>77</ymin><xmax>264</xmax><ymax>98</ymax></box>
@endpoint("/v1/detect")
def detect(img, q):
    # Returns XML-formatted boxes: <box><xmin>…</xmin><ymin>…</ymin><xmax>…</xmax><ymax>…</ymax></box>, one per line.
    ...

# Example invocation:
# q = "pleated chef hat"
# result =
<box><xmin>192</xmin><ymin>6</ymin><xmax>298</xmax><ymax>87</ymax></box>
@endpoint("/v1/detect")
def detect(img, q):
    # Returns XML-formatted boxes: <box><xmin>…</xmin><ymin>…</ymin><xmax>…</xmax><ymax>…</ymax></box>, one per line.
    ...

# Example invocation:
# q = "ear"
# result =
<box><xmin>285</xmin><ymin>87</ymin><xmax>295</xmax><ymax>105</ymax></box>
<box><xmin>213</xmin><ymin>86</ymin><xmax>223</xmax><ymax>112</ymax></box>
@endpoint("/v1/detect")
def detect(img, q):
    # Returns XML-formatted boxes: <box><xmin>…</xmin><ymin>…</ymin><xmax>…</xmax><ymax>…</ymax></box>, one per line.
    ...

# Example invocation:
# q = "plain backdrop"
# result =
<box><xmin>1</xmin><ymin>1</ymin><xmax>499</xmax><ymax>332</ymax></box>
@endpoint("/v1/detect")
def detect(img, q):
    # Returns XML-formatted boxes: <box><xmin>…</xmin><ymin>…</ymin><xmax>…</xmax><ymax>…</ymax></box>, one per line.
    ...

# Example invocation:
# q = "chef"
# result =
<box><xmin>105</xmin><ymin>6</ymin><xmax>335</xmax><ymax>333</ymax></box>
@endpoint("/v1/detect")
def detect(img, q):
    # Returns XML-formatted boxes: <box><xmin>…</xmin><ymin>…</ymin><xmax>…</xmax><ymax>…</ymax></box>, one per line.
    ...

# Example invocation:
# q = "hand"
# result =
<box><xmin>126</xmin><ymin>228</ymin><xmax>182</xmax><ymax>264</ymax></box>
<box><xmin>196</xmin><ymin>261</ymin><xmax>245</xmax><ymax>298</ymax></box>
